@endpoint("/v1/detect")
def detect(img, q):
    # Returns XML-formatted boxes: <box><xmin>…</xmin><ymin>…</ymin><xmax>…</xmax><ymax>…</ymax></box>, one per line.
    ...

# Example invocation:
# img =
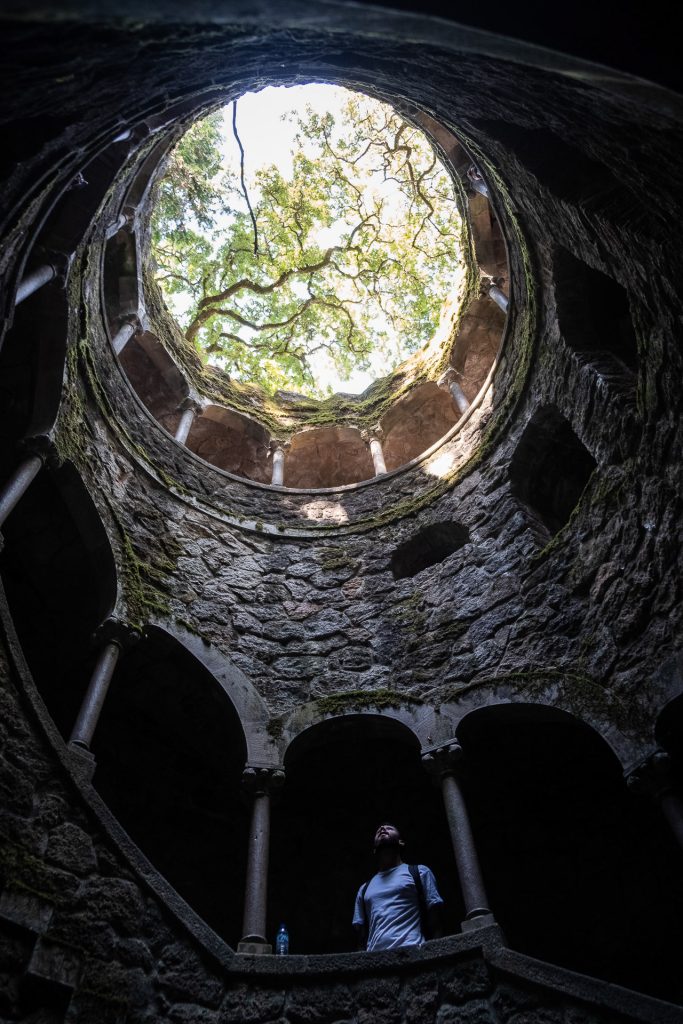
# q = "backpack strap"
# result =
<box><xmin>408</xmin><ymin>864</ymin><xmax>431</xmax><ymax>939</ymax></box>
<box><xmin>359</xmin><ymin>867</ymin><xmax>430</xmax><ymax>945</ymax></box>
<box><xmin>358</xmin><ymin>880</ymin><xmax>371</xmax><ymax>945</ymax></box>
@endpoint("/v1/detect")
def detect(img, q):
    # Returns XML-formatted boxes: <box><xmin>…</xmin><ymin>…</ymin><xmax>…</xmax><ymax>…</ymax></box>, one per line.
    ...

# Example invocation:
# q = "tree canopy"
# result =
<box><xmin>150</xmin><ymin>87</ymin><xmax>463</xmax><ymax>397</ymax></box>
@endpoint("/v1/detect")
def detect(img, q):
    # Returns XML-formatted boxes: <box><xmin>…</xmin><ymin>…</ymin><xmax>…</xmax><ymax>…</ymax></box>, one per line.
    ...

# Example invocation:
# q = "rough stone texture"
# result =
<box><xmin>2</xmin><ymin>2</ymin><xmax>683</xmax><ymax>1023</ymax></box>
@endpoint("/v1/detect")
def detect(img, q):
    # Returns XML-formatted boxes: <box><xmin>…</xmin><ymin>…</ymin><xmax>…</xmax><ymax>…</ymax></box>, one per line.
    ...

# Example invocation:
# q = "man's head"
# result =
<box><xmin>373</xmin><ymin>823</ymin><xmax>405</xmax><ymax>852</ymax></box>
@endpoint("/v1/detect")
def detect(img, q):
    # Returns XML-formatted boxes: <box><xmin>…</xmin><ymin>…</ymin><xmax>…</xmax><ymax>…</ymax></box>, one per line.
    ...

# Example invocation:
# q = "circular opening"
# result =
<box><xmin>149</xmin><ymin>84</ymin><xmax>465</xmax><ymax>398</ymax></box>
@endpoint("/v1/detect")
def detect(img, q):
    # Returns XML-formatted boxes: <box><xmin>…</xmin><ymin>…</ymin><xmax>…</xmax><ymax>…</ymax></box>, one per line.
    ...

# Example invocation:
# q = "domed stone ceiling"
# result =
<box><xmin>2</xmin><ymin>0</ymin><xmax>683</xmax><ymax>1017</ymax></box>
<box><xmin>95</xmin><ymin>83</ymin><xmax>516</xmax><ymax>535</ymax></box>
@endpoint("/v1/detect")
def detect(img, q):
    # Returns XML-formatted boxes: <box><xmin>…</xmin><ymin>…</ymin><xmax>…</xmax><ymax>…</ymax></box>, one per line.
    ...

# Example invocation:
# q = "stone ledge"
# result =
<box><xmin>487</xmin><ymin>947</ymin><xmax>683</xmax><ymax>1024</ymax></box>
<box><xmin>227</xmin><ymin>925</ymin><xmax>505</xmax><ymax>977</ymax></box>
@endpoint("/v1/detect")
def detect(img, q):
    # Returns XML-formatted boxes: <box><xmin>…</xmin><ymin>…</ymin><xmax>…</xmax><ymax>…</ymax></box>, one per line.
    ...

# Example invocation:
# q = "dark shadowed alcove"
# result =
<box><xmin>0</xmin><ymin>462</ymin><xmax>116</xmax><ymax>738</ymax></box>
<box><xmin>509</xmin><ymin>406</ymin><xmax>596</xmax><ymax>536</ymax></box>
<box><xmin>0</xmin><ymin>278</ymin><xmax>68</xmax><ymax>470</ymax></box>
<box><xmin>554</xmin><ymin>246</ymin><xmax>638</xmax><ymax>380</ymax></box>
<box><xmin>92</xmin><ymin>627</ymin><xmax>249</xmax><ymax>947</ymax></box>
<box><xmin>655</xmin><ymin>694</ymin><xmax>683</xmax><ymax>819</ymax></box>
<box><xmin>457</xmin><ymin>703</ymin><xmax>683</xmax><ymax>1004</ymax></box>
<box><xmin>391</xmin><ymin>522</ymin><xmax>470</xmax><ymax>580</ymax></box>
<box><xmin>473</xmin><ymin>121</ymin><xmax>642</xmax><ymax>225</ymax></box>
<box><xmin>269</xmin><ymin>716</ymin><xmax>462</xmax><ymax>953</ymax></box>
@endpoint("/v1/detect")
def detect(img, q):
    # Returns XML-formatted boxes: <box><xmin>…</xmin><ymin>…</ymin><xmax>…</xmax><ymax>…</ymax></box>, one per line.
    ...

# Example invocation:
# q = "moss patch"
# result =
<box><xmin>440</xmin><ymin>668</ymin><xmax>639</xmax><ymax>733</ymax></box>
<box><xmin>318</xmin><ymin>546</ymin><xmax>360</xmax><ymax>572</ymax></box>
<box><xmin>315</xmin><ymin>688</ymin><xmax>423</xmax><ymax>715</ymax></box>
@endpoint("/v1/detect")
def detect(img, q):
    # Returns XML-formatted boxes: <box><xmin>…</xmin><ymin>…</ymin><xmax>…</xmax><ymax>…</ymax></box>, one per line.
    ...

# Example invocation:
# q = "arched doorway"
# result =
<box><xmin>457</xmin><ymin>702</ymin><xmax>683</xmax><ymax>1003</ymax></box>
<box><xmin>269</xmin><ymin>714</ymin><xmax>462</xmax><ymax>953</ymax></box>
<box><xmin>92</xmin><ymin>628</ymin><xmax>249</xmax><ymax>947</ymax></box>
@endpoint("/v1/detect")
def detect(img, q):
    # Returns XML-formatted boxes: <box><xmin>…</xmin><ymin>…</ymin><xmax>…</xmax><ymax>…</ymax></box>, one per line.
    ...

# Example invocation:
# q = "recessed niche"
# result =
<box><xmin>554</xmin><ymin>247</ymin><xmax>638</xmax><ymax>380</ymax></box>
<box><xmin>118</xmin><ymin>331</ymin><xmax>189</xmax><ymax>433</ymax></box>
<box><xmin>474</xmin><ymin>121</ymin><xmax>641</xmax><ymax>224</ymax></box>
<box><xmin>391</xmin><ymin>521</ymin><xmax>470</xmax><ymax>580</ymax></box>
<box><xmin>510</xmin><ymin>406</ymin><xmax>596</xmax><ymax>536</ymax></box>
<box><xmin>380</xmin><ymin>382</ymin><xmax>459</xmax><ymax>471</ymax></box>
<box><xmin>285</xmin><ymin>426</ymin><xmax>375</xmax><ymax>489</ymax></box>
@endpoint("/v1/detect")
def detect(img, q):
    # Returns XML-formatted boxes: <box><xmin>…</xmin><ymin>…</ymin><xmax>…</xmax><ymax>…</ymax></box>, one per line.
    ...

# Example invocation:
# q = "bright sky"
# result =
<box><xmin>161</xmin><ymin>84</ymin><xmax>462</xmax><ymax>396</ymax></box>
<box><xmin>219</xmin><ymin>85</ymin><xmax>389</xmax><ymax>391</ymax></box>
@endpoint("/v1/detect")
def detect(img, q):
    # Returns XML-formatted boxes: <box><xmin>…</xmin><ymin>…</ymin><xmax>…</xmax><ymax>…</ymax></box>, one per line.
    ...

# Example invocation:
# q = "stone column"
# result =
<box><xmin>437</xmin><ymin>368</ymin><xmax>470</xmax><ymax>416</ymax></box>
<box><xmin>362</xmin><ymin>426</ymin><xmax>387</xmax><ymax>476</ymax></box>
<box><xmin>239</xmin><ymin>766</ymin><xmax>285</xmax><ymax>954</ymax></box>
<box><xmin>269</xmin><ymin>440</ymin><xmax>289</xmax><ymax>487</ymax></box>
<box><xmin>480</xmin><ymin>276</ymin><xmax>509</xmax><ymax>314</ymax></box>
<box><xmin>68</xmin><ymin>640</ymin><xmax>122</xmax><ymax>752</ymax></box>
<box><xmin>16</xmin><ymin>251</ymin><xmax>70</xmax><ymax>305</ymax></box>
<box><xmin>105</xmin><ymin>206</ymin><xmax>134</xmax><ymax>240</ymax></box>
<box><xmin>174</xmin><ymin>400</ymin><xmax>200</xmax><ymax>446</ymax></box>
<box><xmin>16</xmin><ymin>264</ymin><xmax>56</xmax><ymax>305</ymax></box>
<box><xmin>467</xmin><ymin>165</ymin><xmax>490</xmax><ymax>200</ymax></box>
<box><xmin>627</xmin><ymin>750</ymin><xmax>683</xmax><ymax>851</ymax></box>
<box><xmin>0</xmin><ymin>453</ymin><xmax>44</xmax><ymax>531</ymax></box>
<box><xmin>423</xmin><ymin>741</ymin><xmax>495</xmax><ymax>931</ymax></box>
<box><xmin>111</xmin><ymin>315</ymin><xmax>141</xmax><ymax>356</ymax></box>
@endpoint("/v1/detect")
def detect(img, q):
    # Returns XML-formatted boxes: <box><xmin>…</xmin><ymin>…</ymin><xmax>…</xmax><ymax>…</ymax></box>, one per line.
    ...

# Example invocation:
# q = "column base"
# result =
<box><xmin>237</xmin><ymin>938</ymin><xmax>272</xmax><ymax>955</ymax></box>
<box><xmin>66</xmin><ymin>742</ymin><xmax>96</xmax><ymax>783</ymax></box>
<box><xmin>461</xmin><ymin>912</ymin><xmax>496</xmax><ymax>933</ymax></box>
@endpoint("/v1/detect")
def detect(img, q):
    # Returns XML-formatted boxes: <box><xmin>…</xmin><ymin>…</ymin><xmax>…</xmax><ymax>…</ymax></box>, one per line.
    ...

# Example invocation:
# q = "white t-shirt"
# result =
<box><xmin>352</xmin><ymin>863</ymin><xmax>443</xmax><ymax>951</ymax></box>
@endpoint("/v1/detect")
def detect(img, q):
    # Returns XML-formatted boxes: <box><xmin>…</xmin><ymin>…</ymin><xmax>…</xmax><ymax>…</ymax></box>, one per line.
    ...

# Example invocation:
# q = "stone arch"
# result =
<box><xmin>118</xmin><ymin>330</ymin><xmax>189</xmax><ymax>434</ymax></box>
<box><xmin>91</xmin><ymin>625</ymin><xmax>251</xmax><ymax>948</ymax></box>
<box><xmin>380</xmin><ymin>382</ymin><xmax>460</xmax><ymax>471</ymax></box>
<box><xmin>443</xmin><ymin>691</ymin><xmax>638</xmax><ymax>771</ymax></box>
<box><xmin>281</xmin><ymin>698</ymin><xmax>458</xmax><ymax>756</ymax></box>
<box><xmin>450</xmin><ymin>295</ymin><xmax>506</xmax><ymax>402</ymax></box>
<box><xmin>0</xmin><ymin>271</ymin><xmax>69</xmax><ymax>449</ymax></box>
<box><xmin>186</xmin><ymin>405</ymin><xmax>271</xmax><ymax>483</ymax></box>
<box><xmin>103</xmin><ymin>223</ymin><xmax>139</xmax><ymax>323</ymax></box>
<box><xmin>270</xmin><ymin>713</ymin><xmax>460</xmax><ymax>952</ymax></box>
<box><xmin>284</xmin><ymin>426</ymin><xmax>375</xmax><ymax>489</ymax></box>
<box><xmin>455</xmin><ymin>702</ymin><xmax>683</xmax><ymax>998</ymax></box>
<box><xmin>146</xmin><ymin>620</ymin><xmax>274</xmax><ymax>766</ymax></box>
<box><xmin>1</xmin><ymin>128</ymin><xmax>145</xmax><ymax>443</ymax></box>
<box><xmin>472</xmin><ymin>120</ymin><xmax>641</xmax><ymax>223</ymax></box>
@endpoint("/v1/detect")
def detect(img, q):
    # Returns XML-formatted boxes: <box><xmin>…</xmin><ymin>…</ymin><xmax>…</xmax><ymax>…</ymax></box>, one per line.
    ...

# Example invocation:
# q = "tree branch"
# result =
<box><xmin>232</xmin><ymin>100</ymin><xmax>259</xmax><ymax>256</ymax></box>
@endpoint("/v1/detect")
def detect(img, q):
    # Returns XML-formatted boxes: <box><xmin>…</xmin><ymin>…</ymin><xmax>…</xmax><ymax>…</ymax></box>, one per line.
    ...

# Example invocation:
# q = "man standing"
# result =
<box><xmin>353</xmin><ymin>823</ymin><xmax>444</xmax><ymax>951</ymax></box>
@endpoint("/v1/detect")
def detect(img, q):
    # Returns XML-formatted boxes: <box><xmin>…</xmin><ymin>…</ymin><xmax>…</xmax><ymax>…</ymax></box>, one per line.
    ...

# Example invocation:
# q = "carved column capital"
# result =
<box><xmin>422</xmin><ymin>740</ymin><xmax>464</xmax><ymax>779</ymax></box>
<box><xmin>437</xmin><ymin>368</ymin><xmax>458</xmax><ymax>389</ymax></box>
<box><xmin>626</xmin><ymin>750</ymin><xmax>675</xmax><ymax>800</ymax></box>
<box><xmin>360</xmin><ymin>424</ymin><xmax>384</xmax><ymax>445</ymax></box>
<box><xmin>479</xmin><ymin>274</ymin><xmax>505</xmax><ymax>299</ymax></box>
<box><xmin>242</xmin><ymin>765</ymin><xmax>286</xmax><ymax>798</ymax></box>
<box><xmin>41</xmin><ymin>248</ymin><xmax>73</xmax><ymax>286</ymax></box>
<box><xmin>466</xmin><ymin>165</ymin><xmax>491</xmax><ymax>200</ymax></box>
<box><xmin>118</xmin><ymin>312</ymin><xmax>142</xmax><ymax>333</ymax></box>
<box><xmin>19</xmin><ymin>434</ymin><xmax>59</xmax><ymax>470</ymax></box>
<box><xmin>178</xmin><ymin>395</ymin><xmax>203</xmax><ymax>415</ymax></box>
<box><xmin>92</xmin><ymin>617</ymin><xmax>140</xmax><ymax>652</ymax></box>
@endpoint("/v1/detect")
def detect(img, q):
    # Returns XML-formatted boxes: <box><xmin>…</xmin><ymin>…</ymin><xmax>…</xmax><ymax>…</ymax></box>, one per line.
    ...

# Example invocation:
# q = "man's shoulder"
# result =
<box><xmin>414</xmin><ymin>865</ymin><xmax>444</xmax><ymax>903</ymax></box>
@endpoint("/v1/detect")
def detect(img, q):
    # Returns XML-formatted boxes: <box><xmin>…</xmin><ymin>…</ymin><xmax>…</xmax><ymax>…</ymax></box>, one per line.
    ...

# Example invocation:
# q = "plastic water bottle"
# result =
<box><xmin>275</xmin><ymin>923</ymin><xmax>289</xmax><ymax>955</ymax></box>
